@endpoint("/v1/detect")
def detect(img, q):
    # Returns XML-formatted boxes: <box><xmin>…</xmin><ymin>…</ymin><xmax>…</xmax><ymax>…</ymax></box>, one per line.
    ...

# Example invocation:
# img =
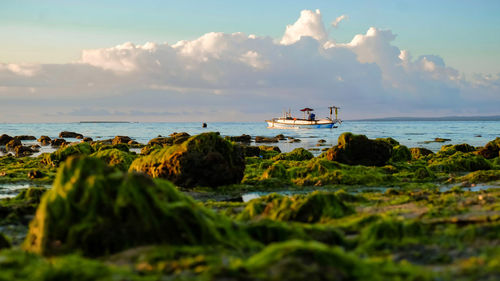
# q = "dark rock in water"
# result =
<box><xmin>27</xmin><ymin>170</ymin><xmax>44</xmax><ymax>179</ymax></box>
<box><xmin>15</xmin><ymin>135</ymin><xmax>36</xmax><ymax>141</ymax></box>
<box><xmin>50</xmin><ymin>138</ymin><xmax>67</xmax><ymax>147</ymax></box>
<box><xmin>15</xmin><ymin>145</ymin><xmax>35</xmax><ymax>157</ymax></box>
<box><xmin>326</xmin><ymin>133</ymin><xmax>392</xmax><ymax>166</ymax></box>
<box><xmin>275</xmin><ymin>134</ymin><xmax>286</xmax><ymax>140</ymax></box>
<box><xmin>130</xmin><ymin>132</ymin><xmax>245</xmax><ymax>188</ymax></box>
<box><xmin>242</xmin><ymin>145</ymin><xmax>261</xmax><ymax>157</ymax></box>
<box><xmin>59</xmin><ymin>131</ymin><xmax>83</xmax><ymax>139</ymax></box>
<box><xmin>255</xmin><ymin>136</ymin><xmax>278</xmax><ymax>143</ymax></box>
<box><xmin>0</xmin><ymin>233</ymin><xmax>11</xmax><ymax>249</ymax></box>
<box><xmin>6</xmin><ymin>139</ymin><xmax>22</xmax><ymax>151</ymax></box>
<box><xmin>434</xmin><ymin>137</ymin><xmax>451</xmax><ymax>142</ymax></box>
<box><xmin>476</xmin><ymin>137</ymin><xmax>500</xmax><ymax>159</ymax></box>
<box><xmin>0</xmin><ymin>134</ymin><xmax>13</xmax><ymax>145</ymax></box>
<box><xmin>24</xmin><ymin>156</ymin><xmax>243</xmax><ymax>256</ymax></box>
<box><xmin>38</xmin><ymin>136</ymin><xmax>51</xmax><ymax>146</ymax></box>
<box><xmin>112</xmin><ymin>136</ymin><xmax>132</xmax><ymax>145</ymax></box>
<box><xmin>289</xmin><ymin>138</ymin><xmax>301</xmax><ymax>143</ymax></box>
<box><xmin>375</xmin><ymin>137</ymin><xmax>400</xmax><ymax>146</ymax></box>
<box><xmin>451</xmin><ymin>143</ymin><xmax>476</xmax><ymax>153</ymax></box>
<box><xmin>226</xmin><ymin>134</ymin><xmax>252</xmax><ymax>143</ymax></box>
<box><xmin>475</xmin><ymin>135</ymin><xmax>482</xmax><ymax>138</ymax></box>
<box><xmin>273</xmin><ymin>148</ymin><xmax>313</xmax><ymax>161</ymax></box>
<box><xmin>146</xmin><ymin>132</ymin><xmax>191</xmax><ymax>148</ymax></box>
<box><xmin>410</xmin><ymin>147</ymin><xmax>434</xmax><ymax>159</ymax></box>
<box><xmin>202</xmin><ymin>122</ymin><xmax>207</xmax><ymax>128</ymax></box>
<box><xmin>83</xmin><ymin>137</ymin><xmax>93</xmax><ymax>142</ymax></box>
<box><xmin>318</xmin><ymin>139</ymin><xmax>326</xmax><ymax>143</ymax></box>
<box><xmin>31</xmin><ymin>144</ymin><xmax>41</xmax><ymax>149</ymax></box>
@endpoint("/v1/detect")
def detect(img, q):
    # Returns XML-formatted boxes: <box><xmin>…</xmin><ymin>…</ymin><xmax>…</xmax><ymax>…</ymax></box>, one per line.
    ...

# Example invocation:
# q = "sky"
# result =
<box><xmin>0</xmin><ymin>0</ymin><xmax>499</xmax><ymax>122</ymax></box>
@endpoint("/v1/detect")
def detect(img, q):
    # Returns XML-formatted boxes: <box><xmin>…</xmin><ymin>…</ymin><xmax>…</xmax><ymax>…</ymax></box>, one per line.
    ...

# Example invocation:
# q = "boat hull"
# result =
<box><xmin>266</xmin><ymin>119</ymin><xmax>338</xmax><ymax>129</ymax></box>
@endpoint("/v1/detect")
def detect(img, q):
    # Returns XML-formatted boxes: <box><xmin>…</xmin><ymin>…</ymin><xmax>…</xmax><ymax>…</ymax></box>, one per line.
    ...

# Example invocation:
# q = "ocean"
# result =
<box><xmin>1</xmin><ymin>121</ymin><xmax>499</xmax><ymax>156</ymax></box>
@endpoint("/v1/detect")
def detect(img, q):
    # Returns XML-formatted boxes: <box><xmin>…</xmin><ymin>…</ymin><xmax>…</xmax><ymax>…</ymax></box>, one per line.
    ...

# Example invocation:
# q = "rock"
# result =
<box><xmin>37</xmin><ymin>136</ymin><xmax>51</xmax><ymax>146</ymax></box>
<box><xmin>242</xmin><ymin>145</ymin><xmax>261</xmax><ymax>157</ymax></box>
<box><xmin>147</xmin><ymin>132</ymin><xmax>190</xmax><ymax>147</ymax></box>
<box><xmin>59</xmin><ymin>131</ymin><xmax>83</xmax><ymax>139</ymax></box>
<box><xmin>130</xmin><ymin>132</ymin><xmax>245</xmax><ymax>188</ymax></box>
<box><xmin>476</xmin><ymin>137</ymin><xmax>500</xmax><ymax>159</ymax></box>
<box><xmin>275</xmin><ymin>134</ymin><xmax>286</xmax><ymax>140</ymax></box>
<box><xmin>318</xmin><ymin>139</ymin><xmax>326</xmax><ymax>143</ymax></box>
<box><xmin>0</xmin><ymin>233</ymin><xmax>11</xmax><ymax>249</ymax></box>
<box><xmin>273</xmin><ymin>148</ymin><xmax>314</xmax><ymax>161</ymax></box>
<box><xmin>0</xmin><ymin>134</ymin><xmax>13</xmax><ymax>145</ymax></box>
<box><xmin>50</xmin><ymin>138</ymin><xmax>67</xmax><ymax>147</ymax></box>
<box><xmin>83</xmin><ymin>137</ymin><xmax>93</xmax><ymax>142</ymax></box>
<box><xmin>255</xmin><ymin>136</ymin><xmax>278</xmax><ymax>143</ymax></box>
<box><xmin>410</xmin><ymin>147</ymin><xmax>434</xmax><ymax>159</ymax></box>
<box><xmin>326</xmin><ymin>133</ymin><xmax>393</xmax><ymax>166</ymax></box>
<box><xmin>90</xmin><ymin>148</ymin><xmax>136</xmax><ymax>171</ymax></box>
<box><xmin>112</xmin><ymin>136</ymin><xmax>132</xmax><ymax>145</ymax></box>
<box><xmin>15</xmin><ymin>145</ymin><xmax>35</xmax><ymax>157</ymax></box>
<box><xmin>15</xmin><ymin>135</ymin><xmax>36</xmax><ymax>140</ymax></box>
<box><xmin>24</xmin><ymin>156</ymin><xmax>242</xmax><ymax>256</ymax></box>
<box><xmin>390</xmin><ymin>145</ymin><xmax>411</xmax><ymax>162</ymax></box>
<box><xmin>288</xmin><ymin>138</ymin><xmax>301</xmax><ymax>143</ymax></box>
<box><xmin>434</xmin><ymin>137</ymin><xmax>451</xmax><ymax>142</ymax></box>
<box><xmin>42</xmin><ymin>142</ymin><xmax>93</xmax><ymax>166</ymax></box>
<box><xmin>5</xmin><ymin>139</ymin><xmax>22</xmax><ymax>151</ymax></box>
<box><xmin>225</xmin><ymin>134</ymin><xmax>252</xmax><ymax>143</ymax></box>
<box><xmin>375</xmin><ymin>137</ymin><xmax>400</xmax><ymax>146</ymax></box>
<box><xmin>27</xmin><ymin>170</ymin><xmax>44</xmax><ymax>179</ymax></box>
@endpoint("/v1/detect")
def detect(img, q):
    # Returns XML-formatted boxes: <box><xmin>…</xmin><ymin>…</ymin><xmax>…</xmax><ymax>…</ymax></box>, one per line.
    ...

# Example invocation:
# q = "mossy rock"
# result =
<box><xmin>413</xmin><ymin>167</ymin><xmax>435</xmax><ymax>180</ymax></box>
<box><xmin>14</xmin><ymin>187</ymin><xmax>47</xmax><ymax>204</ymax></box>
<box><xmin>326</xmin><ymin>132</ymin><xmax>393</xmax><ymax>166</ymax></box>
<box><xmin>272</xmin><ymin>148</ymin><xmax>313</xmax><ymax>161</ymax></box>
<box><xmin>375</xmin><ymin>137</ymin><xmax>400</xmax><ymax>147</ymax></box>
<box><xmin>24</xmin><ymin>156</ymin><xmax>245</xmax><ymax>256</ymax></box>
<box><xmin>238</xmin><ymin>191</ymin><xmax>353</xmax><ymax>223</ymax></box>
<box><xmin>476</xmin><ymin>137</ymin><xmax>500</xmax><ymax>159</ymax></box>
<box><xmin>428</xmin><ymin>152</ymin><xmax>491</xmax><ymax>173</ymax></box>
<box><xmin>129</xmin><ymin>132</ymin><xmax>245</xmax><ymax>188</ymax></box>
<box><xmin>90</xmin><ymin>148</ymin><xmax>136</xmax><ymax>171</ymax></box>
<box><xmin>457</xmin><ymin>170</ymin><xmax>500</xmax><ymax>183</ymax></box>
<box><xmin>92</xmin><ymin>143</ymin><xmax>129</xmax><ymax>153</ymax></box>
<box><xmin>410</xmin><ymin>147</ymin><xmax>434</xmax><ymax>159</ymax></box>
<box><xmin>0</xmin><ymin>233</ymin><xmax>11</xmax><ymax>249</ymax></box>
<box><xmin>390</xmin><ymin>145</ymin><xmax>411</xmax><ymax>162</ymax></box>
<box><xmin>42</xmin><ymin>142</ymin><xmax>94</xmax><ymax>167</ymax></box>
<box><xmin>261</xmin><ymin>163</ymin><xmax>288</xmax><ymax>180</ymax></box>
<box><xmin>357</xmin><ymin>219</ymin><xmax>426</xmax><ymax>251</ymax></box>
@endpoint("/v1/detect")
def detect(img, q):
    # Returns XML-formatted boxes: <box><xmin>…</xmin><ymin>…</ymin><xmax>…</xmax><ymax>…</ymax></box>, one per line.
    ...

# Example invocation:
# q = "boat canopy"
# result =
<box><xmin>300</xmin><ymin>108</ymin><xmax>314</xmax><ymax>112</ymax></box>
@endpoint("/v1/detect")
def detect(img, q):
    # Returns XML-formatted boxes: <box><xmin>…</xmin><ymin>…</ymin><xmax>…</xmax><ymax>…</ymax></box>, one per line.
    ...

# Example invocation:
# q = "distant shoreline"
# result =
<box><xmin>350</xmin><ymin>115</ymin><xmax>500</xmax><ymax>122</ymax></box>
<box><xmin>79</xmin><ymin>121</ymin><xmax>131</xmax><ymax>123</ymax></box>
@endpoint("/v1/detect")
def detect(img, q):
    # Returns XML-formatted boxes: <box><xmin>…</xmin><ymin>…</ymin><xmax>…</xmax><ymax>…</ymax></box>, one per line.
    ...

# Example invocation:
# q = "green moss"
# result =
<box><xmin>0</xmin><ymin>233</ymin><xmax>11</xmax><ymax>249</ymax></box>
<box><xmin>410</xmin><ymin>147</ymin><xmax>434</xmax><ymax>159</ymax></box>
<box><xmin>90</xmin><ymin>148</ymin><xmax>136</xmax><ymax>171</ymax></box>
<box><xmin>375</xmin><ymin>137</ymin><xmax>400</xmax><ymax>146</ymax></box>
<box><xmin>456</xmin><ymin>170</ymin><xmax>500</xmax><ymax>183</ymax></box>
<box><xmin>129</xmin><ymin>132</ymin><xmax>245</xmax><ymax>188</ymax></box>
<box><xmin>390</xmin><ymin>145</ymin><xmax>412</xmax><ymax>162</ymax></box>
<box><xmin>92</xmin><ymin>143</ymin><xmax>130</xmax><ymax>153</ymax></box>
<box><xmin>42</xmin><ymin>142</ymin><xmax>94</xmax><ymax>167</ymax></box>
<box><xmin>14</xmin><ymin>187</ymin><xmax>46</xmax><ymax>204</ymax></box>
<box><xmin>413</xmin><ymin>167</ymin><xmax>435</xmax><ymax>181</ymax></box>
<box><xmin>428</xmin><ymin>151</ymin><xmax>491</xmax><ymax>173</ymax></box>
<box><xmin>237</xmin><ymin>191</ymin><xmax>353</xmax><ymax>222</ymax></box>
<box><xmin>0</xmin><ymin>155</ymin><xmax>56</xmax><ymax>184</ymax></box>
<box><xmin>258</xmin><ymin>145</ymin><xmax>281</xmax><ymax>159</ymax></box>
<box><xmin>327</xmin><ymin>132</ymin><xmax>393</xmax><ymax>166</ymax></box>
<box><xmin>357</xmin><ymin>218</ymin><xmax>426</xmax><ymax>251</ymax></box>
<box><xmin>272</xmin><ymin>148</ymin><xmax>313</xmax><ymax>161</ymax></box>
<box><xmin>24</xmin><ymin>156</ymin><xmax>249</xmax><ymax>256</ymax></box>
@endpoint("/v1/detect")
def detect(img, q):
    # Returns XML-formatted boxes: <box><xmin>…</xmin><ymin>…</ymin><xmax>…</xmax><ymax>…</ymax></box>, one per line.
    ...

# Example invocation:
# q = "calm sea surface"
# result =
<box><xmin>1</xmin><ymin>121</ymin><xmax>499</xmax><ymax>154</ymax></box>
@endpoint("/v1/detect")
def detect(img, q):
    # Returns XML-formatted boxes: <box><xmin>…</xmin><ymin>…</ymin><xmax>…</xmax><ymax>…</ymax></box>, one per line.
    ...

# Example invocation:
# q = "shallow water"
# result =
<box><xmin>0</xmin><ymin>121</ymin><xmax>499</xmax><ymax>156</ymax></box>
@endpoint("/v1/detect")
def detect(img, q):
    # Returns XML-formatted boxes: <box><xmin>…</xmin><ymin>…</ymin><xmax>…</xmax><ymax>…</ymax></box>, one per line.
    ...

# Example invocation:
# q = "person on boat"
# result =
<box><xmin>308</xmin><ymin>113</ymin><xmax>316</xmax><ymax>121</ymax></box>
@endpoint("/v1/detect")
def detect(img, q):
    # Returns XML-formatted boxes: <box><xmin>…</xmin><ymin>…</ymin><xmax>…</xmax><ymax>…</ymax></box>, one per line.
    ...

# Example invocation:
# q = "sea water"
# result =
<box><xmin>0</xmin><ymin>121</ymin><xmax>499</xmax><ymax>154</ymax></box>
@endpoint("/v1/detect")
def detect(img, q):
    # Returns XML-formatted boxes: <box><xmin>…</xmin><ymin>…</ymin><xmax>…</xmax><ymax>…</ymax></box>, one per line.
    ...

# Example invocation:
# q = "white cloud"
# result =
<box><xmin>0</xmin><ymin>9</ymin><xmax>498</xmax><ymax>122</ymax></box>
<box><xmin>280</xmin><ymin>9</ymin><xmax>327</xmax><ymax>45</ymax></box>
<box><xmin>331</xmin><ymin>14</ymin><xmax>348</xmax><ymax>28</ymax></box>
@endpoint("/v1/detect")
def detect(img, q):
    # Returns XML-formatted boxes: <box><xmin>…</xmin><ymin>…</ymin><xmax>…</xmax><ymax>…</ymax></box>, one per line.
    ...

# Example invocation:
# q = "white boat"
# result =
<box><xmin>266</xmin><ymin>106</ymin><xmax>342</xmax><ymax>129</ymax></box>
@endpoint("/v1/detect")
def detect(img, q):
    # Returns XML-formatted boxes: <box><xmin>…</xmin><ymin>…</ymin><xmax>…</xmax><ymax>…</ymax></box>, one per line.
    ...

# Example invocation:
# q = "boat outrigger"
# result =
<box><xmin>266</xmin><ymin>106</ymin><xmax>342</xmax><ymax>129</ymax></box>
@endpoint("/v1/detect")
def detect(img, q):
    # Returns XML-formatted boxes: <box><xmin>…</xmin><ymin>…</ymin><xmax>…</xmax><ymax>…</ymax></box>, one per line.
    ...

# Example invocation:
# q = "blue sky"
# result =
<box><xmin>0</xmin><ymin>1</ymin><xmax>499</xmax><ymax>122</ymax></box>
<box><xmin>1</xmin><ymin>0</ymin><xmax>500</xmax><ymax>75</ymax></box>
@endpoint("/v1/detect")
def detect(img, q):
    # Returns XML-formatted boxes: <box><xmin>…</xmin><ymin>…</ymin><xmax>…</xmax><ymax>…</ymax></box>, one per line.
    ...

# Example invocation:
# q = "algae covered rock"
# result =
<box><xmin>42</xmin><ymin>142</ymin><xmax>93</xmax><ymax>166</ymax></box>
<box><xmin>410</xmin><ymin>147</ymin><xmax>434</xmax><ymax>159</ymax></box>
<box><xmin>327</xmin><ymin>132</ymin><xmax>392</xmax><ymax>166</ymax></box>
<box><xmin>59</xmin><ymin>131</ymin><xmax>83</xmax><ymax>139</ymax></box>
<box><xmin>0</xmin><ymin>134</ymin><xmax>14</xmax><ymax>145</ymax></box>
<box><xmin>476</xmin><ymin>137</ymin><xmax>500</xmax><ymax>159</ymax></box>
<box><xmin>24</xmin><ymin>156</ymin><xmax>243</xmax><ymax>256</ymax></box>
<box><xmin>90</xmin><ymin>148</ymin><xmax>136</xmax><ymax>171</ymax></box>
<box><xmin>37</xmin><ymin>135</ymin><xmax>51</xmax><ymax>146</ymax></box>
<box><xmin>0</xmin><ymin>233</ymin><xmax>10</xmax><ymax>249</ymax></box>
<box><xmin>130</xmin><ymin>132</ymin><xmax>245</xmax><ymax>188</ymax></box>
<box><xmin>238</xmin><ymin>191</ymin><xmax>353</xmax><ymax>222</ymax></box>
<box><xmin>272</xmin><ymin>147</ymin><xmax>313</xmax><ymax>161</ymax></box>
<box><xmin>390</xmin><ymin>145</ymin><xmax>411</xmax><ymax>162</ymax></box>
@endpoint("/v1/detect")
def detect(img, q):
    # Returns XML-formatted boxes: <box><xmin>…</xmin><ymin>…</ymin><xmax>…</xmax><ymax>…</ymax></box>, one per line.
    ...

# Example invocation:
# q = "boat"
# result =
<box><xmin>266</xmin><ymin>106</ymin><xmax>342</xmax><ymax>129</ymax></box>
